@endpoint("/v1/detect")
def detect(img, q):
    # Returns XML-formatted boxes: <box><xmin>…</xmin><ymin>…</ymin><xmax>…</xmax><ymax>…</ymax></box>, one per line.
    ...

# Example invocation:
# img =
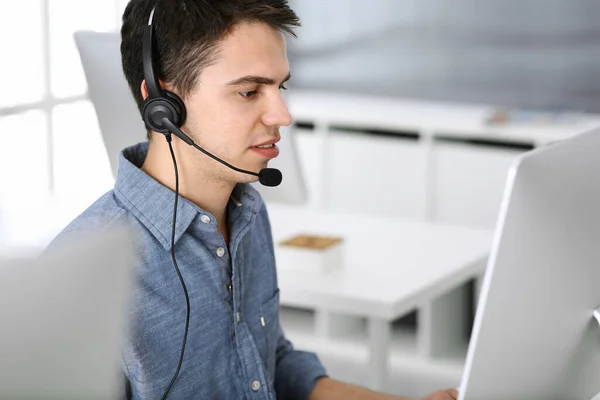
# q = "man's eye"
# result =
<box><xmin>239</xmin><ymin>90</ymin><xmax>257</xmax><ymax>99</ymax></box>
<box><xmin>280</xmin><ymin>85</ymin><xmax>288</xmax><ymax>91</ymax></box>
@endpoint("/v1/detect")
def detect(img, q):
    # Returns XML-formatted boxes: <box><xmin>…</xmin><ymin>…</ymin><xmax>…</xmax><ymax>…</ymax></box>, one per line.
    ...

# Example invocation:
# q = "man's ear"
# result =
<box><xmin>140</xmin><ymin>79</ymin><xmax>169</xmax><ymax>101</ymax></box>
<box><xmin>140</xmin><ymin>80</ymin><xmax>149</xmax><ymax>101</ymax></box>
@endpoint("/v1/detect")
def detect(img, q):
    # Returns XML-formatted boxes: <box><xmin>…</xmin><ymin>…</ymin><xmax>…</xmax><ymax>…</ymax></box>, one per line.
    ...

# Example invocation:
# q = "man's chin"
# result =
<box><xmin>234</xmin><ymin>172</ymin><xmax>260</xmax><ymax>185</ymax></box>
<box><xmin>226</xmin><ymin>160</ymin><xmax>268</xmax><ymax>184</ymax></box>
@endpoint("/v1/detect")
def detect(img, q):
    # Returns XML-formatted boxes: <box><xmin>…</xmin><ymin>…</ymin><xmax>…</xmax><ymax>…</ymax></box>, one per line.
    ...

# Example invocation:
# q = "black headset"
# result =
<box><xmin>141</xmin><ymin>7</ymin><xmax>190</xmax><ymax>400</ymax></box>
<box><xmin>141</xmin><ymin>7</ymin><xmax>187</xmax><ymax>136</ymax></box>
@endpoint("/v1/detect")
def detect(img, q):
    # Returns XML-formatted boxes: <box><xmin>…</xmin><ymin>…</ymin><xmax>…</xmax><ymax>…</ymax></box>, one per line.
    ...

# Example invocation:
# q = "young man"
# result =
<box><xmin>48</xmin><ymin>0</ymin><xmax>459</xmax><ymax>399</ymax></box>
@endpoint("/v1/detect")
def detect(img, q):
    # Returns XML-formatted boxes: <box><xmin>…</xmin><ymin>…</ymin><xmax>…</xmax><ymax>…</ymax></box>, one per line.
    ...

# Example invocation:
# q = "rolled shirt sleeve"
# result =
<box><xmin>274</xmin><ymin>323</ymin><xmax>328</xmax><ymax>400</ymax></box>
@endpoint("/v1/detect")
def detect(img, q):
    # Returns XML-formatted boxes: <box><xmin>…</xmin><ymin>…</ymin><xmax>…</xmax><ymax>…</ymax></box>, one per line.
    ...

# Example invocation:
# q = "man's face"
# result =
<box><xmin>178</xmin><ymin>22</ymin><xmax>292</xmax><ymax>184</ymax></box>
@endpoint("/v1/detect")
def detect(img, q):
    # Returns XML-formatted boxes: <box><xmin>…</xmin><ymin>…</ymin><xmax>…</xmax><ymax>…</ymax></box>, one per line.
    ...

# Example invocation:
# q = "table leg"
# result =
<box><xmin>368</xmin><ymin>317</ymin><xmax>391</xmax><ymax>392</ymax></box>
<box><xmin>316</xmin><ymin>309</ymin><xmax>363</xmax><ymax>338</ymax></box>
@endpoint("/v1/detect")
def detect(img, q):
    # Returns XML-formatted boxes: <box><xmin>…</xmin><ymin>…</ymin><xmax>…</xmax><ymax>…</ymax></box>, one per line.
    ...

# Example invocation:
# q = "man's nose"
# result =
<box><xmin>262</xmin><ymin>92</ymin><xmax>293</xmax><ymax>127</ymax></box>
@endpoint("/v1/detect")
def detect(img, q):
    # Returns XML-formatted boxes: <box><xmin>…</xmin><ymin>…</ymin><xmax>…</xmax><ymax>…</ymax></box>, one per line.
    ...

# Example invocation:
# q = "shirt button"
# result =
<box><xmin>227</xmin><ymin>284</ymin><xmax>232</xmax><ymax>292</ymax></box>
<box><xmin>216</xmin><ymin>247</ymin><xmax>225</xmax><ymax>257</ymax></box>
<box><xmin>251</xmin><ymin>380</ymin><xmax>261</xmax><ymax>392</ymax></box>
<box><xmin>200</xmin><ymin>215</ymin><xmax>211</xmax><ymax>224</ymax></box>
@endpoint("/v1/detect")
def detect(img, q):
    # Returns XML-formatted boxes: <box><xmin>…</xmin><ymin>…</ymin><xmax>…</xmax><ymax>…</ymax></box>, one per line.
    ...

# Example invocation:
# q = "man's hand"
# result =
<box><xmin>419</xmin><ymin>388</ymin><xmax>459</xmax><ymax>400</ymax></box>
<box><xmin>309</xmin><ymin>377</ymin><xmax>459</xmax><ymax>400</ymax></box>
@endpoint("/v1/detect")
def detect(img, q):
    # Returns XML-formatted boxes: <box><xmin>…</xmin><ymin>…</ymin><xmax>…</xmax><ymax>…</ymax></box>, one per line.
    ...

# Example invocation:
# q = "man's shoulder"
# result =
<box><xmin>45</xmin><ymin>190</ymin><xmax>130</xmax><ymax>252</ymax></box>
<box><xmin>65</xmin><ymin>190</ymin><xmax>129</xmax><ymax>232</ymax></box>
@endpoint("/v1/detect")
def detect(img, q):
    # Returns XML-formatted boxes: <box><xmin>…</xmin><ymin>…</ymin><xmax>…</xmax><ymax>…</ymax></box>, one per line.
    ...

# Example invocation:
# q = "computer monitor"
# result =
<box><xmin>74</xmin><ymin>30</ymin><xmax>308</xmax><ymax>205</ymax></box>
<box><xmin>74</xmin><ymin>30</ymin><xmax>146</xmax><ymax>178</ymax></box>
<box><xmin>0</xmin><ymin>226</ymin><xmax>135</xmax><ymax>399</ymax></box>
<box><xmin>459</xmin><ymin>126</ymin><xmax>600</xmax><ymax>400</ymax></box>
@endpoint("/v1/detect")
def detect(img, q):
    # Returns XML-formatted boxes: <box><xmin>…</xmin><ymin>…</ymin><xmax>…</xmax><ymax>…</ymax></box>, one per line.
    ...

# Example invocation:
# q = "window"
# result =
<box><xmin>49</xmin><ymin>0</ymin><xmax>118</xmax><ymax>99</ymax></box>
<box><xmin>52</xmin><ymin>101</ymin><xmax>113</xmax><ymax>208</ymax></box>
<box><xmin>0</xmin><ymin>110</ymin><xmax>49</xmax><ymax>203</ymax></box>
<box><xmin>0</xmin><ymin>0</ymin><xmax>132</xmax><ymax>244</ymax></box>
<box><xmin>0</xmin><ymin>2</ymin><xmax>46</xmax><ymax>108</ymax></box>
<box><xmin>0</xmin><ymin>0</ymin><xmax>134</xmax><ymax>248</ymax></box>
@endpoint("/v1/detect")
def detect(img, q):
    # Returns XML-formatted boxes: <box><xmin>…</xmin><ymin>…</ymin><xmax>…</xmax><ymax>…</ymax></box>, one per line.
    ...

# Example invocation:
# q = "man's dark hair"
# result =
<box><xmin>120</xmin><ymin>0</ymin><xmax>300</xmax><ymax>138</ymax></box>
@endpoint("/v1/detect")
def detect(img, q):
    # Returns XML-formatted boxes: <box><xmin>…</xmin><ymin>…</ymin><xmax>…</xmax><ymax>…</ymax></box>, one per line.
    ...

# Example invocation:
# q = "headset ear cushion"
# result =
<box><xmin>141</xmin><ymin>91</ymin><xmax>187</xmax><ymax>134</ymax></box>
<box><xmin>142</xmin><ymin>98</ymin><xmax>176</xmax><ymax>134</ymax></box>
<box><xmin>164</xmin><ymin>91</ymin><xmax>187</xmax><ymax>127</ymax></box>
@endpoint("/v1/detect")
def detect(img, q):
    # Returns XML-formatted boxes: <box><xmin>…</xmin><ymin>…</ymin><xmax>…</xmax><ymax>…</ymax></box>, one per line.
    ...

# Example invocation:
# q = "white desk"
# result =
<box><xmin>267</xmin><ymin>203</ymin><xmax>494</xmax><ymax>390</ymax></box>
<box><xmin>0</xmin><ymin>198</ymin><xmax>494</xmax><ymax>391</ymax></box>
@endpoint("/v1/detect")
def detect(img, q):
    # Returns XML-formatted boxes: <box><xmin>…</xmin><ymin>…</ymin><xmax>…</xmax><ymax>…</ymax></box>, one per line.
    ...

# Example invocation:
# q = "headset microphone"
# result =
<box><xmin>159</xmin><ymin>118</ymin><xmax>283</xmax><ymax>187</ymax></box>
<box><xmin>257</xmin><ymin>168</ymin><xmax>283</xmax><ymax>187</ymax></box>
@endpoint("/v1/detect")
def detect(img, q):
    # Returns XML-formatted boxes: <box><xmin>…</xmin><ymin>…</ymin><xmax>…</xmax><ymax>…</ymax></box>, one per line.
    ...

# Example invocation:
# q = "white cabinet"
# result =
<box><xmin>295</xmin><ymin>127</ymin><xmax>530</xmax><ymax>228</ymax></box>
<box><xmin>288</xmin><ymin>90</ymin><xmax>599</xmax><ymax>228</ymax></box>
<box><xmin>432</xmin><ymin>139</ymin><xmax>531</xmax><ymax>228</ymax></box>
<box><xmin>295</xmin><ymin>128</ymin><xmax>427</xmax><ymax>219</ymax></box>
<box><xmin>325</xmin><ymin>130</ymin><xmax>427</xmax><ymax>219</ymax></box>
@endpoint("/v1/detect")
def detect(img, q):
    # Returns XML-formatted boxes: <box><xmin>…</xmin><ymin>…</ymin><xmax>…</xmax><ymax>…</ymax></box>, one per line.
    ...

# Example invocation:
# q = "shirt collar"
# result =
<box><xmin>114</xmin><ymin>141</ymin><xmax>263</xmax><ymax>250</ymax></box>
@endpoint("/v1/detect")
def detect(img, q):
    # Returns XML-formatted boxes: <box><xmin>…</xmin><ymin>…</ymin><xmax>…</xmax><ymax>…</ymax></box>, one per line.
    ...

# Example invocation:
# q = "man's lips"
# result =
<box><xmin>250</xmin><ymin>143</ymin><xmax>279</xmax><ymax>158</ymax></box>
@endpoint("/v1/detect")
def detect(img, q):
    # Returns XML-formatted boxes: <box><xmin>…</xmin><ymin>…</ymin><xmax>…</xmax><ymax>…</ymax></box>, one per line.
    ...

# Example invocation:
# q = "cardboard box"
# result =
<box><xmin>276</xmin><ymin>234</ymin><xmax>344</xmax><ymax>273</ymax></box>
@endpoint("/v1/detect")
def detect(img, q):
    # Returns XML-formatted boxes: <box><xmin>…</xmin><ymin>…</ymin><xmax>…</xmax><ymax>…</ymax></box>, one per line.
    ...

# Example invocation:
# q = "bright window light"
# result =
<box><xmin>52</xmin><ymin>100</ymin><xmax>114</xmax><ymax>210</ymax></box>
<box><xmin>0</xmin><ymin>1</ymin><xmax>45</xmax><ymax>108</ymax></box>
<box><xmin>49</xmin><ymin>0</ymin><xmax>117</xmax><ymax>99</ymax></box>
<box><xmin>0</xmin><ymin>110</ymin><xmax>49</xmax><ymax>202</ymax></box>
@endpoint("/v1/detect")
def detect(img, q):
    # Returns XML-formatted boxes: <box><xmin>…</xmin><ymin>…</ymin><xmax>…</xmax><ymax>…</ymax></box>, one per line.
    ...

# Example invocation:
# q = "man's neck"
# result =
<box><xmin>141</xmin><ymin>138</ymin><xmax>234</xmax><ymax>243</ymax></box>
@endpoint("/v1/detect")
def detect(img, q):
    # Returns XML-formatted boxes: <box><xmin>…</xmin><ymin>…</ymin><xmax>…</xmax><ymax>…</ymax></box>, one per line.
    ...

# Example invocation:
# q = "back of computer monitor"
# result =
<box><xmin>460</xmin><ymin>126</ymin><xmax>600</xmax><ymax>400</ymax></box>
<box><xmin>75</xmin><ymin>31</ymin><xmax>146</xmax><ymax>179</ymax></box>
<box><xmin>0</xmin><ymin>226</ymin><xmax>135</xmax><ymax>399</ymax></box>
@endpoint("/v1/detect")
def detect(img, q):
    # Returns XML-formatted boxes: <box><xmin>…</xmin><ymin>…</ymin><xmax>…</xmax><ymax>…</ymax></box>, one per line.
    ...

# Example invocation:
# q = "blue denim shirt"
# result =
<box><xmin>47</xmin><ymin>142</ymin><xmax>327</xmax><ymax>399</ymax></box>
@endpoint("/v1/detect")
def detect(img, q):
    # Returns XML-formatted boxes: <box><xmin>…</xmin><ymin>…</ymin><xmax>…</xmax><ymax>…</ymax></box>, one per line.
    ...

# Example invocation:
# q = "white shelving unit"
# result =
<box><xmin>274</xmin><ymin>90</ymin><xmax>600</xmax><ymax>396</ymax></box>
<box><xmin>288</xmin><ymin>89</ymin><xmax>600</xmax><ymax>227</ymax></box>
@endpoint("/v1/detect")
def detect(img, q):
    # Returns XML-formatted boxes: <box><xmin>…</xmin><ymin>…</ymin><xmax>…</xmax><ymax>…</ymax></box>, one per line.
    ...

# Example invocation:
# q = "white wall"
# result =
<box><xmin>288</xmin><ymin>0</ymin><xmax>600</xmax><ymax>113</ymax></box>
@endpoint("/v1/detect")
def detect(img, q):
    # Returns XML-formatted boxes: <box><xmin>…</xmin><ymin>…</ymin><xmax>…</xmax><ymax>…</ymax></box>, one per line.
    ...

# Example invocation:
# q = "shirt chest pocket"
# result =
<box><xmin>253</xmin><ymin>289</ymin><xmax>280</xmax><ymax>376</ymax></box>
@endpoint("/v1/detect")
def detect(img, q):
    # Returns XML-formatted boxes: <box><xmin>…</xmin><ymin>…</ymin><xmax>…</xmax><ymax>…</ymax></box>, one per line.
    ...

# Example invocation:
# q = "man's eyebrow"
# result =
<box><xmin>226</xmin><ymin>72</ymin><xmax>291</xmax><ymax>86</ymax></box>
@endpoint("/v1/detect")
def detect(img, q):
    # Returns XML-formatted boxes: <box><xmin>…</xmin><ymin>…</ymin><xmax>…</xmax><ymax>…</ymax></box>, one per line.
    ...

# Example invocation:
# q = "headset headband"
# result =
<box><xmin>142</xmin><ymin>6</ymin><xmax>163</xmax><ymax>99</ymax></box>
